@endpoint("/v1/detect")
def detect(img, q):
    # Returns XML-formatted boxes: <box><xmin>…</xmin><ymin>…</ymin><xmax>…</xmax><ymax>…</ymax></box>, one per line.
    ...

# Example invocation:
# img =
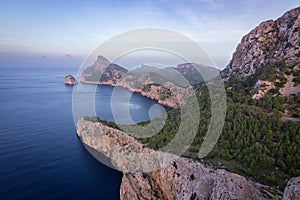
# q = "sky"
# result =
<box><xmin>0</xmin><ymin>0</ymin><xmax>299</xmax><ymax>69</ymax></box>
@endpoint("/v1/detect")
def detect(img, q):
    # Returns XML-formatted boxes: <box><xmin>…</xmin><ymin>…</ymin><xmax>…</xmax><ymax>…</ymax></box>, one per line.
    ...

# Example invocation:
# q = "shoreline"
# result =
<box><xmin>80</xmin><ymin>79</ymin><xmax>177</xmax><ymax>109</ymax></box>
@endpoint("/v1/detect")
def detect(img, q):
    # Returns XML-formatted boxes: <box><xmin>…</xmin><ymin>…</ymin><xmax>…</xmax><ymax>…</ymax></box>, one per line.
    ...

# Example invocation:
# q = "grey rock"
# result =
<box><xmin>283</xmin><ymin>176</ymin><xmax>300</xmax><ymax>200</ymax></box>
<box><xmin>222</xmin><ymin>7</ymin><xmax>300</xmax><ymax>81</ymax></box>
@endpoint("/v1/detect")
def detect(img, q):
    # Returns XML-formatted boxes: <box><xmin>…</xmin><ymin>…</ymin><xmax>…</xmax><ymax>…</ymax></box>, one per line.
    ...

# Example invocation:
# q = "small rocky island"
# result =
<box><xmin>64</xmin><ymin>74</ymin><xmax>78</xmax><ymax>85</ymax></box>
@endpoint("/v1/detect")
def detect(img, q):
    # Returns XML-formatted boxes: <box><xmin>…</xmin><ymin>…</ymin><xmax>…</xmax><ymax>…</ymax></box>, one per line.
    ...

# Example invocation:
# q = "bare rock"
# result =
<box><xmin>252</xmin><ymin>80</ymin><xmax>276</xmax><ymax>99</ymax></box>
<box><xmin>64</xmin><ymin>74</ymin><xmax>78</xmax><ymax>85</ymax></box>
<box><xmin>222</xmin><ymin>7</ymin><xmax>300</xmax><ymax>81</ymax></box>
<box><xmin>283</xmin><ymin>176</ymin><xmax>300</xmax><ymax>200</ymax></box>
<box><xmin>280</xmin><ymin>74</ymin><xmax>300</xmax><ymax>96</ymax></box>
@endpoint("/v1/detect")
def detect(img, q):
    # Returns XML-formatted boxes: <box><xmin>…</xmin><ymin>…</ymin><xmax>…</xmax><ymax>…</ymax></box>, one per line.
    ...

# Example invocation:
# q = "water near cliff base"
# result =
<box><xmin>0</xmin><ymin>67</ymin><xmax>163</xmax><ymax>200</ymax></box>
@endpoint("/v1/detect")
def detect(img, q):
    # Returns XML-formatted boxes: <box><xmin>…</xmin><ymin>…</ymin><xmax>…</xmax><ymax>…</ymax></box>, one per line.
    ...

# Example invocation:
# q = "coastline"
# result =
<box><xmin>80</xmin><ymin>79</ymin><xmax>179</xmax><ymax>109</ymax></box>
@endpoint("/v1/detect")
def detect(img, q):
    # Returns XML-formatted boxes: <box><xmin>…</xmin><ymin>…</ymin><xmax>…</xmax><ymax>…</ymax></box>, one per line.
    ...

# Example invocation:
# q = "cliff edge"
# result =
<box><xmin>76</xmin><ymin>118</ymin><xmax>283</xmax><ymax>200</ymax></box>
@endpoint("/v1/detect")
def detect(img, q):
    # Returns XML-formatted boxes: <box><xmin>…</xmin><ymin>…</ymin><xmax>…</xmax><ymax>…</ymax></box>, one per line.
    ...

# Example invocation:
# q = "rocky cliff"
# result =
<box><xmin>120</xmin><ymin>160</ymin><xmax>281</xmax><ymax>200</ymax></box>
<box><xmin>222</xmin><ymin>7</ymin><xmax>300</xmax><ymax>81</ymax></box>
<box><xmin>76</xmin><ymin>118</ymin><xmax>283</xmax><ymax>200</ymax></box>
<box><xmin>283</xmin><ymin>176</ymin><xmax>300</xmax><ymax>200</ymax></box>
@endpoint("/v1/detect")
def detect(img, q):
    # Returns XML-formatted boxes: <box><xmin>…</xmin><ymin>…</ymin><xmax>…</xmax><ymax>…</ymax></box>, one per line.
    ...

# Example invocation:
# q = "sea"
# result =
<box><xmin>0</xmin><ymin>67</ymin><xmax>164</xmax><ymax>200</ymax></box>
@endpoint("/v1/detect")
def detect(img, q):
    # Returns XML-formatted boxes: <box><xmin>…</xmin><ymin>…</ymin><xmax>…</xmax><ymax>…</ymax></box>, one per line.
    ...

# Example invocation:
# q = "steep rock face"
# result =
<box><xmin>222</xmin><ymin>7</ymin><xmax>300</xmax><ymax>80</ymax></box>
<box><xmin>76</xmin><ymin>118</ymin><xmax>282</xmax><ymax>200</ymax></box>
<box><xmin>64</xmin><ymin>74</ymin><xmax>78</xmax><ymax>85</ymax></box>
<box><xmin>76</xmin><ymin>118</ymin><xmax>158</xmax><ymax>173</ymax></box>
<box><xmin>283</xmin><ymin>176</ymin><xmax>300</xmax><ymax>200</ymax></box>
<box><xmin>120</xmin><ymin>160</ymin><xmax>279</xmax><ymax>200</ymax></box>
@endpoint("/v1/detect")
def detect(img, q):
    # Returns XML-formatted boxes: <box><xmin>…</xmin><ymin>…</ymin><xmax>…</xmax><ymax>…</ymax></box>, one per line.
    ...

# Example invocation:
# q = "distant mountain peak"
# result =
<box><xmin>81</xmin><ymin>55</ymin><xmax>127</xmax><ymax>84</ymax></box>
<box><xmin>96</xmin><ymin>55</ymin><xmax>111</xmax><ymax>66</ymax></box>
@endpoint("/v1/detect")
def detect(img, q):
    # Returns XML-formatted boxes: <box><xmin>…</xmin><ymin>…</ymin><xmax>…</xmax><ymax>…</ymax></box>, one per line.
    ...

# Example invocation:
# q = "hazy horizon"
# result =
<box><xmin>0</xmin><ymin>1</ymin><xmax>299</xmax><ymax>69</ymax></box>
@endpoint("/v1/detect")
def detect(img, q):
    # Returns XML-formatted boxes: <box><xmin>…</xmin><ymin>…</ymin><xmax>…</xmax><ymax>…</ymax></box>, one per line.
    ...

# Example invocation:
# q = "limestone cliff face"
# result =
<box><xmin>120</xmin><ymin>159</ymin><xmax>280</xmax><ymax>200</ymax></box>
<box><xmin>222</xmin><ymin>7</ymin><xmax>300</xmax><ymax>80</ymax></box>
<box><xmin>76</xmin><ymin>118</ymin><xmax>282</xmax><ymax>200</ymax></box>
<box><xmin>283</xmin><ymin>176</ymin><xmax>300</xmax><ymax>200</ymax></box>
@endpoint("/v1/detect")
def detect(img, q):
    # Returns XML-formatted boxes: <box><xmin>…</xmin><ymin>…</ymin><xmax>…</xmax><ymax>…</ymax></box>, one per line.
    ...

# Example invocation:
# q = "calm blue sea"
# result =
<box><xmin>0</xmin><ymin>67</ymin><xmax>163</xmax><ymax>200</ymax></box>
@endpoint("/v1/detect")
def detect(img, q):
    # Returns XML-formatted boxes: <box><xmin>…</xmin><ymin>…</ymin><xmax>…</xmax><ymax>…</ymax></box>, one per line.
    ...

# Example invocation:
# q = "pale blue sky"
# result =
<box><xmin>0</xmin><ymin>0</ymin><xmax>299</xmax><ymax>68</ymax></box>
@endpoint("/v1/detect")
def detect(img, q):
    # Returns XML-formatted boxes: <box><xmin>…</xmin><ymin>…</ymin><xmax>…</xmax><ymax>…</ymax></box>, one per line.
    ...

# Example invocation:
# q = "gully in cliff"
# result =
<box><xmin>64</xmin><ymin>74</ymin><xmax>78</xmax><ymax>85</ymax></box>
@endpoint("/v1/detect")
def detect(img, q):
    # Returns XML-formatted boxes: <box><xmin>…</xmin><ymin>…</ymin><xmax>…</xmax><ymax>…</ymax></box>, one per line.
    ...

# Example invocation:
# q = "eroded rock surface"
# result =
<box><xmin>64</xmin><ymin>74</ymin><xmax>78</xmax><ymax>85</ymax></box>
<box><xmin>222</xmin><ymin>7</ymin><xmax>300</xmax><ymax>81</ymax></box>
<box><xmin>283</xmin><ymin>176</ymin><xmax>300</xmax><ymax>200</ymax></box>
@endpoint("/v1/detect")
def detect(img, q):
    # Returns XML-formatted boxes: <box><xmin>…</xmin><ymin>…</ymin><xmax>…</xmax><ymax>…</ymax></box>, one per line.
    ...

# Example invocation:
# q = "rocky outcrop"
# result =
<box><xmin>280</xmin><ymin>74</ymin><xmax>300</xmax><ymax>96</ymax></box>
<box><xmin>76</xmin><ymin>118</ymin><xmax>282</xmax><ymax>200</ymax></box>
<box><xmin>252</xmin><ymin>80</ymin><xmax>276</xmax><ymax>99</ymax></box>
<box><xmin>222</xmin><ymin>7</ymin><xmax>300</xmax><ymax>81</ymax></box>
<box><xmin>283</xmin><ymin>176</ymin><xmax>300</xmax><ymax>200</ymax></box>
<box><xmin>120</xmin><ymin>160</ymin><xmax>281</xmax><ymax>200</ymax></box>
<box><xmin>64</xmin><ymin>74</ymin><xmax>78</xmax><ymax>85</ymax></box>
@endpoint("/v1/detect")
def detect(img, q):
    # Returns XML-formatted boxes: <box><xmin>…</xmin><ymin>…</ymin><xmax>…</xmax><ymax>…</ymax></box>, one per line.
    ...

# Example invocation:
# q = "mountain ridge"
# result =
<box><xmin>81</xmin><ymin>57</ymin><xmax>219</xmax><ymax>108</ymax></box>
<box><xmin>222</xmin><ymin>7</ymin><xmax>300</xmax><ymax>81</ymax></box>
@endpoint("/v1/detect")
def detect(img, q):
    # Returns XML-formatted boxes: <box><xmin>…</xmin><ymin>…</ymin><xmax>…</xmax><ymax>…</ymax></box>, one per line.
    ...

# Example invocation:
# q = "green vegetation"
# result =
<box><xmin>83</xmin><ymin>67</ymin><xmax>103</xmax><ymax>82</ymax></box>
<box><xmin>84</xmin><ymin>62</ymin><xmax>300</xmax><ymax>190</ymax></box>
<box><xmin>293</xmin><ymin>76</ymin><xmax>300</xmax><ymax>84</ymax></box>
<box><xmin>83</xmin><ymin>64</ymin><xmax>127</xmax><ymax>82</ymax></box>
<box><xmin>83</xmin><ymin>116</ymin><xmax>120</xmax><ymax>130</ymax></box>
<box><xmin>131</xmin><ymin>62</ymin><xmax>300</xmax><ymax>190</ymax></box>
<box><xmin>228</xmin><ymin>61</ymin><xmax>287</xmax><ymax>94</ymax></box>
<box><xmin>137</xmin><ymin>86</ymin><xmax>299</xmax><ymax>189</ymax></box>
